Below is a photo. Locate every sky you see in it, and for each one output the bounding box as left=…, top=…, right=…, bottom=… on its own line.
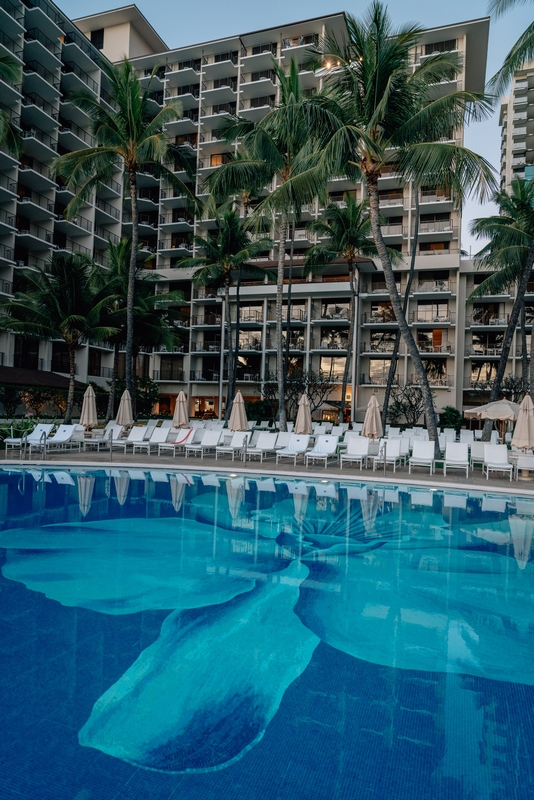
left=57, top=0, right=529, bottom=255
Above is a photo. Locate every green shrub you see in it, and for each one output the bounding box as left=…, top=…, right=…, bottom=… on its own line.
left=439, top=406, right=464, bottom=433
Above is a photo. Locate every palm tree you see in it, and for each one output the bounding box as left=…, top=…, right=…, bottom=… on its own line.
left=0, top=53, right=22, bottom=156
left=469, top=178, right=534, bottom=435
left=310, top=1, right=496, bottom=450
left=207, top=59, right=329, bottom=430
left=96, top=238, right=185, bottom=420
left=175, top=209, right=272, bottom=417
left=0, top=254, right=117, bottom=423
left=487, top=0, right=534, bottom=94
left=51, top=58, right=196, bottom=400
left=305, top=194, right=383, bottom=422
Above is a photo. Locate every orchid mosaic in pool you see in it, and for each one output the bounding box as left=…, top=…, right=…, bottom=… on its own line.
left=0, top=467, right=533, bottom=800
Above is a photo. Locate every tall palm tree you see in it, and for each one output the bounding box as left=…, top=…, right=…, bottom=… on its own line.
left=51, top=58, right=196, bottom=400
left=0, top=53, right=22, bottom=156
left=310, top=1, right=496, bottom=450
left=96, top=238, right=185, bottom=420
left=0, top=254, right=117, bottom=423
left=305, top=194, right=384, bottom=422
left=207, top=59, right=329, bottom=430
left=487, top=0, right=534, bottom=94
left=175, top=209, right=272, bottom=417
left=469, top=178, right=534, bottom=435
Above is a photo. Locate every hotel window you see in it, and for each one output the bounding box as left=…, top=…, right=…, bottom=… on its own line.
left=91, top=29, right=104, bottom=50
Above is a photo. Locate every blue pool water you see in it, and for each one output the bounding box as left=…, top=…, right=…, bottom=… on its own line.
left=1, top=467, right=534, bottom=800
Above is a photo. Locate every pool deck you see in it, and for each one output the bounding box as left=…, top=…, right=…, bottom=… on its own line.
left=3, top=450, right=534, bottom=496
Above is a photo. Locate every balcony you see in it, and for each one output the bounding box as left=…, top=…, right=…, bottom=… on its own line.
left=153, top=368, right=186, bottom=382
left=94, top=224, right=119, bottom=245
left=0, top=277, right=13, bottom=294
left=467, top=314, right=510, bottom=327
left=311, top=339, right=348, bottom=351
left=158, top=238, right=193, bottom=254
left=266, top=337, right=305, bottom=351
left=238, top=339, right=262, bottom=351
left=55, top=211, right=92, bottom=233
left=362, top=312, right=397, bottom=325
left=16, top=219, right=53, bottom=246
left=0, top=207, right=15, bottom=230
left=360, top=373, right=400, bottom=386
left=416, top=220, right=456, bottom=236
left=24, top=28, right=61, bottom=63
left=282, top=33, right=318, bottom=50
left=465, top=347, right=505, bottom=358
left=408, top=374, right=453, bottom=387
left=361, top=341, right=396, bottom=353
left=190, top=369, right=226, bottom=382
left=192, top=313, right=222, bottom=326
left=417, top=343, right=452, bottom=355
left=410, top=311, right=455, bottom=325
left=54, top=238, right=91, bottom=256
left=95, top=197, right=120, bottom=221
left=61, top=61, right=98, bottom=95
left=166, top=84, right=200, bottom=100
left=0, top=242, right=14, bottom=262
left=23, top=60, right=60, bottom=94
left=21, top=125, right=57, bottom=157
left=412, top=279, right=455, bottom=295
left=361, top=281, right=400, bottom=295
left=58, top=121, right=95, bottom=148
left=190, top=340, right=221, bottom=353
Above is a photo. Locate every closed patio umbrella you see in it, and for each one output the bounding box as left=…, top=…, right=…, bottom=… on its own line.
left=509, top=515, right=533, bottom=570
left=116, top=389, right=134, bottom=427
left=511, top=394, right=534, bottom=450
left=362, top=395, right=382, bottom=440
left=226, top=477, right=245, bottom=521
left=79, top=385, right=98, bottom=429
left=294, top=393, right=312, bottom=435
left=169, top=474, right=186, bottom=513
left=228, top=391, right=248, bottom=432
left=77, top=474, right=95, bottom=517
left=172, top=391, right=189, bottom=429
left=113, top=470, right=130, bottom=506
left=465, top=398, right=519, bottom=441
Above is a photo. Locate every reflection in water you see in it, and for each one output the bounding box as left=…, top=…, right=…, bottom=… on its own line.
left=0, top=467, right=533, bottom=793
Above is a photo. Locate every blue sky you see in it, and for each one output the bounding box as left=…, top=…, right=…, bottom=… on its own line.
left=58, top=0, right=529, bottom=254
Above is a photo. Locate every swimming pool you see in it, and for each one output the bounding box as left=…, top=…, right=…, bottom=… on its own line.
left=1, top=466, right=533, bottom=799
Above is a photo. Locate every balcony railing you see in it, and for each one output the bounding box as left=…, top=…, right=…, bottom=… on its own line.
left=234, top=309, right=262, bottom=323
left=58, top=121, right=95, bottom=146
left=361, top=282, right=400, bottom=294
left=0, top=0, right=24, bottom=23
left=413, top=280, right=455, bottom=293
left=360, top=373, right=400, bottom=386
left=56, top=212, right=92, bottom=232
left=95, top=197, right=120, bottom=220
left=266, top=337, right=305, bottom=350
left=153, top=369, right=186, bottom=382
left=362, top=312, right=396, bottom=324
left=192, top=314, right=222, bottom=325
left=62, top=61, right=98, bottom=94
left=467, top=314, right=510, bottom=326
left=361, top=341, right=396, bottom=353
left=408, top=374, right=453, bottom=387
left=88, top=365, right=113, bottom=379
left=22, top=126, right=57, bottom=151
left=0, top=28, right=22, bottom=58
left=417, top=343, right=452, bottom=354
left=55, top=239, right=91, bottom=255
left=16, top=220, right=53, bottom=242
left=0, top=277, right=13, bottom=294
left=410, top=311, right=455, bottom=324
left=22, top=91, right=58, bottom=120
left=158, top=238, right=193, bottom=251
left=417, top=220, right=456, bottom=234
left=0, top=242, right=13, bottom=261
left=95, top=225, right=119, bottom=244
left=190, top=341, right=221, bottom=352
left=24, top=61, right=60, bottom=89
left=312, top=339, right=348, bottom=350
left=465, top=347, right=504, bottom=357
left=190, top=369, right=227, bottom=381
left=25, top=28, right=61, bottom=57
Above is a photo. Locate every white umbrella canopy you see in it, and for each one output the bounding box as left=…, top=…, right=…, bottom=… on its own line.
left=464, top=399, right=520, bottom=422
left=172, top=391, right=189, bottom=429
left=509, top=516, right=533, bottom=570
left=79, top=385, right=98, bottom=429
left=226, top=477, right=245, bottom=521
left=294, top=393, right=312, bottom=435
left=228, top=391, right=248, bottom=432
left=362, top=395, right=383, bottom=440
left=116, top=389, right=134, bottom=427
left=511, top=394, right=534, bottom=450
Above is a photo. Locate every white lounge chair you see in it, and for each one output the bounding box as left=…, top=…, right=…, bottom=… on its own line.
left=158, top=427, right=195, bottom=457
left=482, top=444, right=512, bottom=481
left=443, top=442, right=469, bottom=477
left=246, top=432, right=278, bottom=463
left=388, top=427, right=401, bottom=437
left=185, top=429, right=223, bottom=458
left=29, top=424, right=80, bottom=454
left=132, top=426, right=171, bottom=454
left=86, top=420, right=116, bottom=440
left=276, top=434, right=310, bottom=465
left=215, top=431, right=251, bottom=461
left=112, top=425, right=148, bottom=453
left=408, top=441, right=435, bottom=475
left=274, top=431, right=292, bottom=449
left=470, top=441, right=485, bottom=469
left=305, top=435, right=339, bottom=468
left=84, top=424, right=123, bottom=451
left=4, top=423, right=54, bottom=455
left=459, top=430, right=474, bottom=443
left=514, top=455, right=534, bottom=481
left=340, top=436, right=369, bottom=470
left=371, top=438, right=402, bottom=473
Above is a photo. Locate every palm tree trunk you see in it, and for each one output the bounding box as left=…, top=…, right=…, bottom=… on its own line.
left=276, top=217, right=288, bottom=431
left=340, top=262, right=355, bottom=424
left=521, top=304, right=528, bottom=383
left=367, top=178, right=439, bottom=455
left=224, top=278, right=234, bottom=421
left=482, top=240, right=534, bottom=439
left=530, top=324, right=534, bottom=393
left=105, top=341, right=120, bottom=423
left=285, top=222, right=295, bottom=373
left=125, top=168, right=138, bottom=398
left=382, top=194, right=419, bottom=429
left=131, top=347, right=138, bottom=419
left=228, top=270, right=241, bottom=414
left=64, top=344, right=76, bottom=424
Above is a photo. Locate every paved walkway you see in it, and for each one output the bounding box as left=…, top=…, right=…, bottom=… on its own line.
left=3, top=450, right=533, bottom=496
